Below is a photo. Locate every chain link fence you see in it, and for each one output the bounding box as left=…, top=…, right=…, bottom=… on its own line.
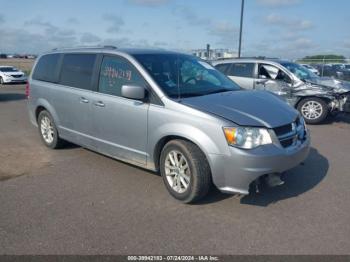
left=294, top=58, right=350, bottom=81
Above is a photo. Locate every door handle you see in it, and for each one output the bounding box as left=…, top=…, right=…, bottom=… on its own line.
left=94, top=101, right=105, bottom=107
left=80, top=97, right=89, bottom=103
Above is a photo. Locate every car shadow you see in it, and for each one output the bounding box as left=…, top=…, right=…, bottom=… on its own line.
left=240, top=147, right=328, bottom=207
left=0, top=93, right=26, bottom=102
left=53, top=142, right=328, bottom=206
left=57, top=142, right=80, bottom=150
left=194, top=187, right=235, bottom=205
left=323, top=113, right=350, bottom=124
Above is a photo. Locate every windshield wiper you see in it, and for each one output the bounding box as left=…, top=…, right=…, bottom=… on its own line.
left=178, top=93, right=203, bottom=98
left=171, top=89, right=233, bottom=99
left=204, top=89, right=232, bottom=95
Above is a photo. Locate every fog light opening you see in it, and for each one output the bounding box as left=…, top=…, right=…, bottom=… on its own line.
left=265, top=173, right=285, bottom=188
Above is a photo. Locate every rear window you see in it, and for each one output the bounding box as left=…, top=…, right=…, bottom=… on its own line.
left=215, top=63, right=231, bottom=74
left=227, top=63, right=255, bottom=78
left=59, top=54, right=96, bottom=90
left=32, top=54, right=61, bottom=82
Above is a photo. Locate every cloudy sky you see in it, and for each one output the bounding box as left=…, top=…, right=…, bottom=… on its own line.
left=0, top=0, right=349, bottom=58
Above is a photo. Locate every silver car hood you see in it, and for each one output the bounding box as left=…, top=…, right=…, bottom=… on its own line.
left=181, top=90, right=298, bottom=128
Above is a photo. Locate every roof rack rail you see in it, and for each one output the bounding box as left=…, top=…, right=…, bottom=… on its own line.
left=51, top=45, right=117, bottom=51
left=237, top=56, right=280, bottom=60
left=213, top=57, right=238, bottom=61
left=103, top=45, right=117, bottom=49
left=214, top=56, right=281, bottom=60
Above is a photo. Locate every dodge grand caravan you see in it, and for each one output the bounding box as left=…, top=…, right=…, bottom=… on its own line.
left=28, top=47, right=310, bottom=203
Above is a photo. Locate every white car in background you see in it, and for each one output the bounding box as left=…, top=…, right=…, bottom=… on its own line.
left=0, top=66, right=28, bottom=85
left=301, top=64, right=320, bottom=75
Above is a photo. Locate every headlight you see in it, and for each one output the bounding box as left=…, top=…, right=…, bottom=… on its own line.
left=223, top=127, right=272, bottom=149
left=298, top=116, right=307, bottom=138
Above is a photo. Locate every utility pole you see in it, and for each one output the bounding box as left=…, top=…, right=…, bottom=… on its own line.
left=238, top=0, right=245, bottom=58
left=206, top=44, right=210, bottom=60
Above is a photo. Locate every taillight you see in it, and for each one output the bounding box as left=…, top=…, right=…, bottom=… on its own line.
left=25, top=82, right=30, bottom=98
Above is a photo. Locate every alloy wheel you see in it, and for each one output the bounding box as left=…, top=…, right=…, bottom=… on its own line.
left=40, top=116, right=54, bottom=144
left=164, top=150, right=191, bottom=194
left=301, top=101, right=323, bottom=120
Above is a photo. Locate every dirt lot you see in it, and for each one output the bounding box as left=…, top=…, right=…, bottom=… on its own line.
left=0, top=84, right=350, bottom=255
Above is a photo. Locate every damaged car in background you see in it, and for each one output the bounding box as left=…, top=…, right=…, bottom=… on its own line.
left=213, top=58, right=350, bottom=124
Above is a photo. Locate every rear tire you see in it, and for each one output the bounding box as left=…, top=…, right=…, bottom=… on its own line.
left=37, top=110, right=65, bottom=149
left=297, top=97, right=329, bottom=124
left=0, top=77, right=4, bottom=85
left=160, top=139, right=211, bottom=204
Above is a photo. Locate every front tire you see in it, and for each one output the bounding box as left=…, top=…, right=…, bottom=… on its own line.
left=37, top=110, right=65, bottom=149
left=0, top=77, right=4, bottom=85
left=160, top=140, right=211, bottom=204
left=297, top=97, right=329, bottom=124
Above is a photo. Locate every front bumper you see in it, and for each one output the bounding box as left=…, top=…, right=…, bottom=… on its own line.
left=2, top=76, right=27, bottom=83
left=209, top=133, right=311, bottom=195
left=343, top=95, right=350, bottom=113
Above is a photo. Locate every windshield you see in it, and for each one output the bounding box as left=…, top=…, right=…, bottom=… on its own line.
left=281, top=62, right=318, bottom=81
left=133, top=53, right=240, bottom=98
left=0, top=67, right=18, bottom=72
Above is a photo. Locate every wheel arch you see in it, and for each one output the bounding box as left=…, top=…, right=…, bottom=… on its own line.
left=34, top=98, right=61, bottom=126
left=35, top=106, right=47, bottom=122
left=153, top=135, right=214, bottom=173
left=295, top=95, right=332, bottom=109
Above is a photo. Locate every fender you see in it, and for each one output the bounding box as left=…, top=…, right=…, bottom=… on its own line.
left=147, top=122, right=229, bottom=171
left=35, top=98, right=61, bottom=128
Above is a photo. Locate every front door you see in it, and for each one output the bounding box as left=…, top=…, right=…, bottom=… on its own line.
left=53, top=53, right=98, bottom=148
left=254, top=63, right=293, bottom=101
left=91, top=55, right=149, bottom=165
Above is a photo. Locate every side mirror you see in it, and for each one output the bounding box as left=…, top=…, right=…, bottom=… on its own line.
left=121, top=85, right=146, bottom=101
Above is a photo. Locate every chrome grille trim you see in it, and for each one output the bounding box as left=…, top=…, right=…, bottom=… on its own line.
left=273, top=117, right=306, bottom=148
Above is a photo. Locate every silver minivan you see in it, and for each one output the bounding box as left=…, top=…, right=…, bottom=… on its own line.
left=27, top=47, right=310, bottom=203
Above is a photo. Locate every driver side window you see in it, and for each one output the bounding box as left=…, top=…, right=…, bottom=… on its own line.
left=258, top=64, right=291, bottom=83
left=181, top=61, right=220, bottom=86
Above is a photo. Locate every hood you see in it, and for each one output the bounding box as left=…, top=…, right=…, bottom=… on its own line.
left=180, top=90, right=298, bottom=128
left=304, top=77, right=350, bottom=94
left=3, top=71, right=23, bottom=76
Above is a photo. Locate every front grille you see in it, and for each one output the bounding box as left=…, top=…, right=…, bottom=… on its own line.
left=280, top=138, right=294, bottom=148
left=273, top=123, right=292, bottom=137
left=273, top=117, right=306, bottom=148
left=11, top=74, right=23, bottom=78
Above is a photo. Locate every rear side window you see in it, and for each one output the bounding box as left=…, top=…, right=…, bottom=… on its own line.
left=32, top=54, right=61, bottom=82
left=228, top=63, right=254, bottom=78
left=215, top=63, right=231, bottom=74
left=59, top=54, right=96, bottom=90
left=98, top=56, right=146, bottom=97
